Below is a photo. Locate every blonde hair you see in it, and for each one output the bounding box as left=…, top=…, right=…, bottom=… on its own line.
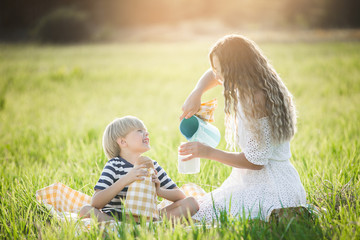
left=102, top=116, right=146, bottom=159
left=209, top=34, right=297, bottom=149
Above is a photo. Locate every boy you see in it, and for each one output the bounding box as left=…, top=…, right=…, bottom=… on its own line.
left=79, top=116, right=199, bottom=221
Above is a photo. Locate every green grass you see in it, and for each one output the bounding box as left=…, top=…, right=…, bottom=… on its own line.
left=0, top=41, right=359, bottom=239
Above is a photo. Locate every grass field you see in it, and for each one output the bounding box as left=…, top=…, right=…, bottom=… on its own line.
left=0, top=40, right=359, bottom=239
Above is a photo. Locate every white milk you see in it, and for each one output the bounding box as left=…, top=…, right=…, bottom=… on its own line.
left=178, top=142, right=200, bottom=174
left=178, top=154, right=200, bottom=174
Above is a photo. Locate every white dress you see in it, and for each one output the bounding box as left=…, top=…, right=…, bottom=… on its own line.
left=192, top=110, right=306, bottom=222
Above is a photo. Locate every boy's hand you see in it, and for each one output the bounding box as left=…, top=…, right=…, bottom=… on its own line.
left=152, top=169, right=161, bottom=192
left=137, top=156, right=154, bottom=169
left=138, top=156, right=152, bottom=162
left=125, top=164, right=148, bottom=185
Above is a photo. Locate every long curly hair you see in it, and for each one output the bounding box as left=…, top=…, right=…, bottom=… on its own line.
left=209, top=35, right=297, bottom=149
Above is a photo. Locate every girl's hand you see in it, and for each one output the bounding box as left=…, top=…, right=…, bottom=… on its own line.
left=178, top=142, right=211, bottom=161
left=125, top=164, right=148, bottom=185
left=180, top=90, right=202, bottom=121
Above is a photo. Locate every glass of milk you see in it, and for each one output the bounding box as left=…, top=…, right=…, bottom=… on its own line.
left=178, top=142, right=200, bottom=174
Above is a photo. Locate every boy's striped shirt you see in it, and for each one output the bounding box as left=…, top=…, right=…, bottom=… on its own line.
left=94, top=157, right=177, bottom=216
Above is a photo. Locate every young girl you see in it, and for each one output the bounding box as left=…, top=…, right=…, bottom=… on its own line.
left=179, top=34, right=306, bottom=222
left=80, top=116, right=199, bottom=222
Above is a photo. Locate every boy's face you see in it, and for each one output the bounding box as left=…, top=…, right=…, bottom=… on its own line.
left=122, top=128, right=151, bottom=153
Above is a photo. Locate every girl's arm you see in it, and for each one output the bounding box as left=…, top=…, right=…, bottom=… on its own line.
left=91, top=165, right=148, bottom=209
left=180, top=69, right=221, bottom=120
left=192, top=68, right=222, bottom=94
left=178, top=142, right=264, bottom=170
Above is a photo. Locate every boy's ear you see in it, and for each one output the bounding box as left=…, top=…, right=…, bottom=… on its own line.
left=116, top=138, right=127, bottom=148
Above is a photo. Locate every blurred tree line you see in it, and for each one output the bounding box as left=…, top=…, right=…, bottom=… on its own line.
left=1, top=0, right=359, bottom=41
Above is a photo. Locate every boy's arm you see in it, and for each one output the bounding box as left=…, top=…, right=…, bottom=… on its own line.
left=91, top=178, right=130, bottom=209
left=152, top=163, right=186, bottom=202
left=92, top=164, right=148, bottom=209
left=152, top=174, right=186, bottom=202
left=157, top=187, right=186, bottom=202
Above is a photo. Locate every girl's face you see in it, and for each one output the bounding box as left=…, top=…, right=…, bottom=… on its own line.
left=212, top=55, right=224, bottom=83
left=123, top=128, right=151, bottom=153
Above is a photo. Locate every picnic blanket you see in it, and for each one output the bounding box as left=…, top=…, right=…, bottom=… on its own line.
left=36, top=182, right=207, bottom=232
left=36, top=182, right=322, bottom=235
left=36, top=182, right=91, bottom=214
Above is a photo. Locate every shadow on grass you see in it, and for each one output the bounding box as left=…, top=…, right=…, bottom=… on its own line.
left=207, top=210, right=323, bottom=239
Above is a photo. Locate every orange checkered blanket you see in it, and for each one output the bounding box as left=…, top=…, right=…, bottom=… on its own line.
left=36, top=182, right=321, bottom=233
left=36, top=182, right=91, bottom=214
left=35, top=182, right=207, bottom=223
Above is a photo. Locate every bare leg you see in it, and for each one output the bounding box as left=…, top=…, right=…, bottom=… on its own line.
left=160, top=197, right=199, bottom=220
left=79, top=204, right=115, bottom=222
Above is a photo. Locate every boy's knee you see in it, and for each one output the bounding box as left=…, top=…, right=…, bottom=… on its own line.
left=186, top=196, right=200, bottom=213
left=79, top=204, right=94, bottom=217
